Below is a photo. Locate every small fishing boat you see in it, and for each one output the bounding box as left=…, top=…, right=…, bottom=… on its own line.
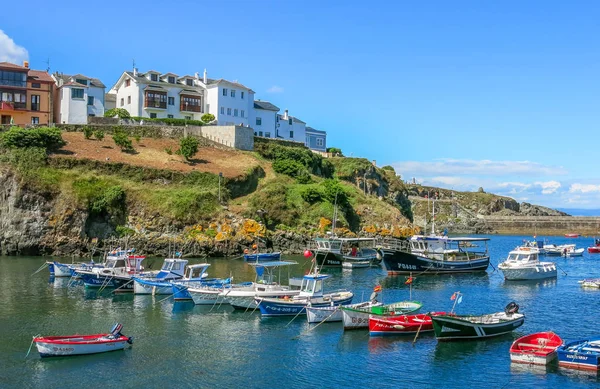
left=132, top=257, right=193, bottom=295
left=431, top=302, right=525, bottom=341
left=47, top=260, right=104, bottom=277
left=588, top=239, right=600, bottom=254
left=565, top=233, right=580, bottom=238
left=256, top=271, right=353, bottom=317
left=557, top=337, right=600, bottom=371
left=76, top=255, right=146, bottom=291
left=188, top=284, right=232, bottom=305
left=509, top=331, right=563, bottom=365
left=340, top=300, right=422, bottom=330
left=498, top=246, right=557, bottom=281
left=33, top=323, right=133, bottom=358
left=243, top=252, right=282, bottom=262
left=171, top=264, right=231, bottom=301
left=579, top=279, right=600, bottom=288
left=563, top=247, right=584, bottom=257
left=312, top=237, right=382, bottom=268
left=306, top=304, right=344, bottom=323
left=369, top=313, right=443, bottom=336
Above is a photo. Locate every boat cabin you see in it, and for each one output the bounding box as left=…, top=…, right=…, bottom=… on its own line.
left=299, top=274, right=330, bottom=297
left=408, top=236, right=490, bottom=262
left=249, top=260, right=297, bottom=285
left=313, top=237, right=376, bottom=255
left=506, top=247, right=540, bottom=263
left=156, top=258, right=189, bottom=280
left=314, top=238, right=343, bottom=253
left=182, top=264, right=210, bottom=281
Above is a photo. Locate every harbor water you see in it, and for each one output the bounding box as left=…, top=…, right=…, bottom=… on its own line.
left=1, top=235, right=600, bottom=388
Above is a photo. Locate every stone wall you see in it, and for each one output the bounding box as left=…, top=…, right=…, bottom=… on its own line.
left=186, top=125, right=254, bottom=151
left=481, top=216, right=600, bottom=235
left=88, top=117, right=118, bottom=125
left=253, top=136, right=307, bottom=149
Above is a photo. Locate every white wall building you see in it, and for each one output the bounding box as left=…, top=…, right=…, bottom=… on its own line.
left=251, top=100, right=279, bottom=138
left=276, top=109, right=306, bottom=143
left=52, top=73, right=106, bottom=124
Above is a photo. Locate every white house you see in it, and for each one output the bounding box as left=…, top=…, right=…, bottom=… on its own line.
left=52, top=73, right=106, bottom=124
left=276, top=109, right=306, bottom=143
left=108, top=68, right=255, bottom=124
left=251, top=100, right=279, bottom=138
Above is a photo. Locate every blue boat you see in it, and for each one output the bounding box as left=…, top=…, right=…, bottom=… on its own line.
left=557, top=337, right=600, bottom=371
left=256, top=272, right=354, bottom=316
left=132, top=257, right=190, bottom=295
left=243, top=252, right=282, bottom=262
left=171, top=264, right=232, bottom=301
left=76, top=255, right=146, bottom=291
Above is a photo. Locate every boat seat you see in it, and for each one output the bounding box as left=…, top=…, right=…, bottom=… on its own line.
left=517, top=343, right=555, bottom=349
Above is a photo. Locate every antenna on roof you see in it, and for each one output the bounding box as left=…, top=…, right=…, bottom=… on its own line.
left=45, top=58, right=50, bottom=72
left=132, top=59, right=136, bottom=70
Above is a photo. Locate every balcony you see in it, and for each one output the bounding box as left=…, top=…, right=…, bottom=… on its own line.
left=144, top=99, right=167, bottom=109
left=0, top=101, right=26, bottom=110
left=180, top=104, right=202, bottom=113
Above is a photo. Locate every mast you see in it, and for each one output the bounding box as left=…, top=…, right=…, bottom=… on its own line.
left=431, top=197, right=436, bottom=236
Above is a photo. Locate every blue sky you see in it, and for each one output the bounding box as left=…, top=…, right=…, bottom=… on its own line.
left=1, top=1, right=599, bottom=210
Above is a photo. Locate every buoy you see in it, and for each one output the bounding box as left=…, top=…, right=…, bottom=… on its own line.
left=303, top=250, right=312, bottom=258
left=252, top=244, right=258, bottom=250
left=244, top=249, right=249, bottom=254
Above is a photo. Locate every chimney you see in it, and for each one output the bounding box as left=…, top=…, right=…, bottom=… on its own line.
left=23, top=60, right=29, bottom=68
left=203, top=69, right=207, bottom=84
left=133, top=68, right=138, bottom=76
left=283, top=109, right=289, bottom=120
left=195, top=72, right=199, bottom=80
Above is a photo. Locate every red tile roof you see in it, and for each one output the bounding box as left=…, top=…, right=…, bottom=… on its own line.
left=0, top=61, right=28, bottom=71
left=28, top=70, right=54, bottom=83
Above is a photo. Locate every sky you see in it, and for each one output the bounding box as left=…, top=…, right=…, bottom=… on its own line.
left=1, top=1, right=599, bottom=210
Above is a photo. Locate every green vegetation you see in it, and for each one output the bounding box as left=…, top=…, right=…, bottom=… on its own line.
left=201, top=113, right=215, bottom=123
left=326, top=147, right=342, bottom=156
left=381, top=165, right=395, bottom=173
left=179, top=136, right=199, bottom=161
left=93, top=130, right=105, bottom=141
left=104, top=108, right=131, bottom=119
left=112, top=128, right=134, bottom=152
left=0, top=126, right=65, bottom=151
left=131, top=116, right=205, bottom=127
left=116, top=225, right=135, bottom=237
left=83, top=126, right=93, bottom=140
left=255, top=142, right=333, bottom=178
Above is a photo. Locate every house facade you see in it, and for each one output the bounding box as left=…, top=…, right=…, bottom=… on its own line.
left=202, top=73, right=255, bottom=126
left=251, top=100, right=279, bottom=137
left=0, top=61, right=54, bottom=125
left=305, top=126, right=327, bottom=152
left=52, top=73, right=106, bottom=124
left=276, top=109, right=306, bottom=143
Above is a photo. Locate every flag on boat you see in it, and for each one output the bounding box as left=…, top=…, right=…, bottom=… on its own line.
left=457, top=295, right=463, bottom=304
left=450, top=292, right=457, bottom=301
left=373, top=285, right=382, bottom=293
left=405, top=277, right=413, bottom=285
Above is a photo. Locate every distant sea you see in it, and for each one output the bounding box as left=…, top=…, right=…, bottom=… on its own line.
left=557, top=208, right=600, bottom=216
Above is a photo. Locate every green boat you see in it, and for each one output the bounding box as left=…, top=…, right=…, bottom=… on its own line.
left=341, top=300, right=422, bottom=330
left=431, top=302, right=525, bottom=341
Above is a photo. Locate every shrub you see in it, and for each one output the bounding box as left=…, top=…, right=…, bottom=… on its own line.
left=112, top=129, right=134, bottom=152
left=165, top=146, right=173, bottom=155
left=296, top=170, right=312, bottom=184
left=0, top=147, right=48, bottom=170
left=322, top=179, right=349, bottom=207
left=94, top=130, right=105, bottom=141
left=272, top=158, right=304, bottom=177
left=131, top=116, right=205, bottom=127
left=300, top=186, right=323, bottom=203
left=201, top=113, right=215, bottom=123
left=0, top=126, right=65, bottom=151
left=104, top=108, right=130, bottom=119
left=90, top=185, right=126, bottom=215
left=115, top=226, right=135, bottom=237
left=134, top=134, right=141, bottom=143
left=381, top=165, right=395, bottom=173
left=82, top=126, right=93, bottom=139
left=327, top=147, right=343, bottom=156
left=179, top=136, right=199, bottom=161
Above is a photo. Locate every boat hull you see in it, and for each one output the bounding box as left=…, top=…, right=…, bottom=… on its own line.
left=315, top=251, right=343, bottom=267
left=509, top=332, right=563, bottom=366
left=381, top=249, right=490, bottom=275
left=133, top=279, right=173, bottom=295
left=500, top=266, right=557, bottom=281
left=243, top=252, right=281, bottom=262
left=48, top=262, right=73, bottom=277
left=431, top=312, right=525, bottom=341
left=306, top=306, right=342, bottom=323
left=189, top=288, right=227, bottom=305
left=258, top=293, right=354, bottom=316
left=369, top=314, right=435, bottom=336
left=557, top=339, right=600, bottom=371
left=34, top=335, right=131, bottom=357
left=226, top=289, right=300, bottom=310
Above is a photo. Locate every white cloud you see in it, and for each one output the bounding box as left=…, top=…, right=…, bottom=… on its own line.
left=0, top=30, right=28, bottom=64
left=392, top=159, right=568, bottom=177
left=535, top=180, right=561, bottom=195
left=266, top=85, right=284, bottom=93
left=569, top=183, right=600, bottom=193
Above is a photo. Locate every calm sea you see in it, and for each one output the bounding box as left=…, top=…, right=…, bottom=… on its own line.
left=1, top=235, right=599, bottom=389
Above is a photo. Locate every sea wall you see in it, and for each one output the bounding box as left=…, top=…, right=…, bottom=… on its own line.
left=480, top=216, right=600, bottom=235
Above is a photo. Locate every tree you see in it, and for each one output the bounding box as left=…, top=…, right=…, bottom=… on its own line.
left=112, top=129, right=134, bottom=152
left=327, top=147, right=343, bottom=156
left=104, top=108, right=130, bottom=119
left=179, top=136, right=199, bottom=161
left=201, top=113, right=215, bottom=123
left=381, top=165, right=396, bottom=173
left=478, top=187, right=485, bottom=193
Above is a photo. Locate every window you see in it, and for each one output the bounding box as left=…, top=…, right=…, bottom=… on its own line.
left=89, top=114, right=95, bottom=117
left=150, top=113, right=157, bottom=119
left=168, top=96, right=175, bottom=105
left=288, top=118, right=292, bottom=125
left=87, top=96, right=94, bottom=106
left=71, top=88, right=84, bottom=99
left=31, top=117, right=39, bottom=124
left=222, top=88, right=227, bottom=96
left=259, top=131, right=263, bottom=136
left=254, top=132, right=257, bottom=136
left=31, top=95, right=40, bottom=111
left=256, top=117, right=262, bottom=126
left=31, top=82, right=41, bottom=88
left=127, top=96, right=131, bottom=104
left=227, top=108, right=231, bottom=115
left=265, top=132, right=270, bottom=138
left=125, top=79, right=131, bottom=87
left=186, top=79, right=193, bottom=86
left=220, top=107, right=225, bottom=114
left=290, top=131, right=294, bottom=138
left=231, top=90, right=235, bottom=97
left=241, top=110, right=244, bottom=118
left=120, top=98, right=124, bottom=106
left=75, top=78, right=88, bottom=86
left=316, top=138, right=324, bottom=147
left=168, top=76, right=175, bottom=84
left=234, top=109, right=238, bottom=117
left=0, top=70, right=27, bottom=87
left=168, top=114, right=174, bottom=118
left=150, top=74, right=158, bottom=81
left=185, top=116, right=191, bottom=120
left=241, top=91, right=244, bottom=99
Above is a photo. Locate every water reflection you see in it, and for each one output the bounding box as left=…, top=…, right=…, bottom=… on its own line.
left=433, top=335, right=512, bottom=363
left=510, top=361, right=555, bottom=376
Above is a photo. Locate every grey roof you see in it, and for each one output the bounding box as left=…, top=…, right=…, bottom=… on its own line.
left=306, top=126, right=327, bottom=135
left=254, top=101, right=280, bottom=111
left=278, top=114, right=306, bottom=124
left=54, top=72, right=106, bottom=88
left=145, top=84, right=167, bottom=92
left=179, top=89, right=203, bottom=96
left=105, top=93, right=116, bottom=102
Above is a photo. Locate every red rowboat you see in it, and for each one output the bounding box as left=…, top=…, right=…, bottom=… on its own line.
left=34, top=323, right=133, bottom=357
left=369, top=312, right=445, bottom=336
left=509, top=331, right=563, bottom=366
left=588, top=239, right=600, bottom=253
left=565, top=234, right=580, bottom=238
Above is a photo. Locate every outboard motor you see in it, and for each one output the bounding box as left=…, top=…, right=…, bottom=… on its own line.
left=505, top=302, right=519, bottom=315
left=108, top=323, right=123, bottom=339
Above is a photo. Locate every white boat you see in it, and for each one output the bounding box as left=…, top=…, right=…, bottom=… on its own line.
left=306, top=304, right=343, bottom=323
left=188, top=285, right=227, bottom=305
left=563, top=247, right=584, bottom=257
left=579, top=279, right=600, bottom=288
left=34, top=323, right=132, bottom=358
left=133, top=257, right=190, bottom=295
left=312, top=237, right=382, bottom=268
left=171, top=264, right=231, bottom=301
left=222, top=261, right=302, bottom=310
left=498, top=246, right=557, bottom=281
